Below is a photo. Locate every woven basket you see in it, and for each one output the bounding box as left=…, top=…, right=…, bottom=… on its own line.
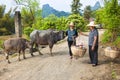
left=104, top=48, right=120, bottom=59
left=71, top=46, right=87, bottom=57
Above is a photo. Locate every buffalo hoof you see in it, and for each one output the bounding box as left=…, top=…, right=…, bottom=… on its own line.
left=31, top=54, right=34, bottom=57
left=70, top=56, right=73, bottom=59
left=8, top=61, right=11, bottom=64
left=23, top=57, right=26, bottom=59
left=39, top=53, right=43, bottom=55
left=51, top=54, right=54, bottom=56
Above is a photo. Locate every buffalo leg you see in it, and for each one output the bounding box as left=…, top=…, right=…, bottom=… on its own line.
left=30, top=42, right=34, bottom=56
left=50, top=48, right=53, bottom=56
left=18, top=50, right=21, bottom=61
left=22, top=50, right=26, bottom=59
left=49, top=44, right=53, bottom=56
left=35, top=43, right=43, bottom=55
left=5, top=52, right=10, bottom=63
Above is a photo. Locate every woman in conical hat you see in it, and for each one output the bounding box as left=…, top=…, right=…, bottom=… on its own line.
left=66, top=22, right=78, bottom=59
left=80, top=21, right=99, bottom=67
left=87, top=21, right=97, bottom=27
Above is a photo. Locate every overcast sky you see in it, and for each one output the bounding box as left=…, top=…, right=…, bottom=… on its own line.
left=0, top=0, right=103, bottom=12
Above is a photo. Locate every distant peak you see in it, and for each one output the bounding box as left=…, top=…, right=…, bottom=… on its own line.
left=42, top=4, right=70, bottom=18
left=42, top=4, right=54, bottom=10
left=43, top=4, right=50, bottom=7
left=91, top=1, right=101, bottom=11
left=95, top=1, right=101, bottom=6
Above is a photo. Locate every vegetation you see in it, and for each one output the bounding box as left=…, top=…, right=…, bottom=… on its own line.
left=66, top=14, right=86, bottom=31
left=96, top=0, right=120, bottom=46
left=83, top=5, right=92, bottom=23
left=15, top=0, right=41, bottom=28
left=71, top=0, right=82, bottom=14
left=0, top=5, right=15, bottom=35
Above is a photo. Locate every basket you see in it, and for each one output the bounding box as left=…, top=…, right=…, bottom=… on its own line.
left=104, top=48, right=120, bottom=59
left=71, top=46, right=87, bottom=57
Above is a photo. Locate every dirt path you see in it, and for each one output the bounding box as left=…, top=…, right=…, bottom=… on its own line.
left=0, top=29, right=119, bottom=80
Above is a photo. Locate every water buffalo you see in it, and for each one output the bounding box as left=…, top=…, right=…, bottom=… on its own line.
left=3, top=38, right=30, bottom=63
left=30, top=29, right=65, bottom=56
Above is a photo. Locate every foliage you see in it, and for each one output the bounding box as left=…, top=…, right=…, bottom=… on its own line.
left=15, top=0, right=42, bottom=27
left=0, top=40, right=4, bottom=49
left=32, top=14, right=57, bottom=30
left=66, top=14, right=86, bottom=31
left=101, top=30, right=112, bottom=43
left=56, top=17, right=68, bottom=30
left=111, top=70, right=117, bottom=79
left=113, top=36, right=120, bottom=47
left=0, top=5, right=5, bottom=18
left=0, top=5, right=14, bottom=35
left=96, top=0, right=120, bottom=43
left=71, top=0, right=82, bottom=14
left=32, top=14, right=68, bottom=30
left=21, top=7, right=34, bottom=27
left=24, top=27, right=34, bottom=37
left=95, top=8, right=104, bottom=24
left=83, top=5, right=92, bottom=23
left=15, top=0, right=42, bottom=37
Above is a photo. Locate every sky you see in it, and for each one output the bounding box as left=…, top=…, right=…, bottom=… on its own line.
left=0, top=0, right=103, bottom=12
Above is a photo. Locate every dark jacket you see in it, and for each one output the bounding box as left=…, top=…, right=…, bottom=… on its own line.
left=66, top=29, right=78, bottom=41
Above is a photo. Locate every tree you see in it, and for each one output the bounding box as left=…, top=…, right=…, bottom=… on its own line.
left=33, top=14, right=67, bottom=30
left=71, top=0, right=82, bottom=14
left=66, top=14, right=86, bottom=31
left=14, top=0, right=41, bottom=27
left=0, top=5, right=5, bottom=18
left=56, top=17, right=67, bottom=30
left=83, top=5, right=92, bottom=22
left=0, top=5, right=14, bottom=35
left=96, top=0, right=120, bottom=43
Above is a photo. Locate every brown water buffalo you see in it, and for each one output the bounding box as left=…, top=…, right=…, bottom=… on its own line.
left=3, top=37, right=30, bottom=63
left=30, top=29, right=65, bottom=56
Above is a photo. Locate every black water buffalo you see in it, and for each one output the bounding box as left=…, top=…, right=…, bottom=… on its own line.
left=30, top=29, right=65, bottom=56
left=3, top=38, right=30, bottom=63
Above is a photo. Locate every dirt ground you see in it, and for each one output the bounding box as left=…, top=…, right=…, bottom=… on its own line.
left=0, top=29, right=120, bottom=80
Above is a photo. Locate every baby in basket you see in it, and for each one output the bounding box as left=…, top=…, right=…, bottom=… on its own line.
left=71, top=41, right=87, bottom=59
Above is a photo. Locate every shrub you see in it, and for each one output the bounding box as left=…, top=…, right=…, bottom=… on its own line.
left=0, top=40, right=4, bottom=49
left=101, top=30, right=112, bottom=43
left=24, top=27, right=34, bottom=37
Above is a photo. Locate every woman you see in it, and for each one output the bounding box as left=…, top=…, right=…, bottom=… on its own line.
left=66, top=22, right=78, bottom=59
left=80, top=21, right=99, bottom=67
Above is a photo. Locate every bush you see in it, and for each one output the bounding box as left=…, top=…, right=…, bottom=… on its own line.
left=102, top=30, right=112, bottom=43
left=24, top=27, right=34, bottom=38
left=113, top=36, right=120, bottom=48
left=0, top=40, right=4, bottom=49
left=66, top=14, right=86, bottom=31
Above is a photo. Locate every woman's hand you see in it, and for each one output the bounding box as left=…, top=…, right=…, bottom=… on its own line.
left=79, top=31, right=88, bottom=36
